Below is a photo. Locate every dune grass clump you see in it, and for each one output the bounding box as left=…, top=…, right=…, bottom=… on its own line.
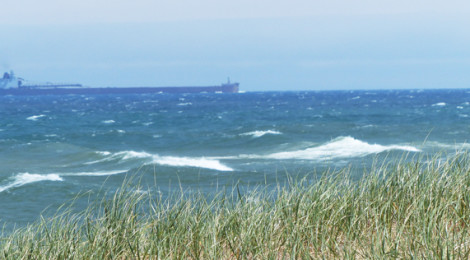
left=2, top=154, right=470, bottom=259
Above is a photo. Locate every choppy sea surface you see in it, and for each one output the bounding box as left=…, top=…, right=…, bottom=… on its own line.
left=1, top=89, right=470, bottom=229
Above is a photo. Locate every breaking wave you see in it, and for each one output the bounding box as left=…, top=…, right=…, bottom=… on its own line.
left=151, top=155, right=233, bottom=171
left=228, top=136, right=420, bottom=161
left=87, top=150, right=233, bottom=171
left=62, top=170, right=128, bottom=177
left=240, top=130, right=282, bottom=138
left=0, top=173, right=63, bottom=193
left=424, top=141, right=470, bottom=150
left=26, top=115, right=46, bottom=121
left=264, top=137, right=420, bottom=160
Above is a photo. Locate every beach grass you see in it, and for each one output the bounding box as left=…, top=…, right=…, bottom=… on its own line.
left=2, top=153, right=470, bottom=259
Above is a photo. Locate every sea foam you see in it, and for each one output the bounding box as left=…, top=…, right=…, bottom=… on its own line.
left=150, top=156, right=233, bottom=171
left=85, top=150, right=152, bottom=165
left=26, top=115, right=46, bottom=121
left=0, top=173, right=63, bottom=193
left=87, top=150, right=233, bottom=171
left=115, top=151, right=153, bottom=160
left=240, top=130, right=282, bottom=138
left=63, top=170, right=128, bottom=177
left=264, top=137, right=420, bottom=160
left=232, top=136, right=420, bottom=161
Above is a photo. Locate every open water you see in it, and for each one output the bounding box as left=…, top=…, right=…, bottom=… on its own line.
left=1, top=89, right=470, bottom=229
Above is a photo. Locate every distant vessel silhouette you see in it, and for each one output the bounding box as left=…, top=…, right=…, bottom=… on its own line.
left=0, top=71, right=239, bottom=95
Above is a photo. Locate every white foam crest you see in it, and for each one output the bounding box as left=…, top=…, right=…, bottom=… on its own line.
left=26, top=114, right=46, bottom=121
left=236, top=137, right=420, bottom=161
left=432, top=102, right=446, bottom=107
left=150, top=155, right=233, bottom=171
left=177, top=102, right=192, bottom=106
left=63, top=170, right=128, bottom=177
left=240, top=130, right=282, bottom=138
left=0, top=173, right=63, bottom=193
left=89, top=150, right=232, bottom=171
left=115, top=151, right=153, bottom=160
left=102, top=120, right=115, bottom=124
left=86, top=150, right=153, bottom=165
left=267, top=137, right=420, bottom=160
left=96, top=151, right=111, bottom=156
left=425, top=141, right=470, bottom=150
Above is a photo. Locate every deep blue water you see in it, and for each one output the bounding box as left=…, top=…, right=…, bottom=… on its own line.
left=1, top=89, right=470, bottom=229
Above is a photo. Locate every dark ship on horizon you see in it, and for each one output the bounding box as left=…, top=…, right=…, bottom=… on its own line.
left=0, top=71, right=239, bottom=95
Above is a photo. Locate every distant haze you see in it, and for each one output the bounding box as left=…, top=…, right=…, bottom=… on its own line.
left=1, top=1, right=469, bottom=91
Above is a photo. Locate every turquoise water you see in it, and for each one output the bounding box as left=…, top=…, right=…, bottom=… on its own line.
left=1, top=90, right=470, bottom=229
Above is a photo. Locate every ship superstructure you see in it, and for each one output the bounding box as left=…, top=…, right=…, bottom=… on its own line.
left=1, top=71, right=21, bottom=89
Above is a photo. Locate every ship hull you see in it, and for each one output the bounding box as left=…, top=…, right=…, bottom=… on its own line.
left=0, top=84, right=239, bottom=95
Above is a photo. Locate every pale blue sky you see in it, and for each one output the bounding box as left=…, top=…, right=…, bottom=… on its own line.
left=1, top=0, right=469, bottom=90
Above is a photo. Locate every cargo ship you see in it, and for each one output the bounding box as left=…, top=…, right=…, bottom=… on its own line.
left=0, top=71, right=239, bottom=95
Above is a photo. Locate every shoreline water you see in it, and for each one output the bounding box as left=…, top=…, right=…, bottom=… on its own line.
left=1, top=154, right=470, bottom=258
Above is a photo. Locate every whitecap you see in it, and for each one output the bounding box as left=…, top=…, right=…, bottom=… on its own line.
left=424, top=141, right=470, bottom=150
left=149, top=155, right=233, bottom=171
left=63, top=170, right=128, bottom=177
left=432, top=102, right=446, bottom=107
left=232, top=137, right=420, bottom=161
left=240, top=130, right=282, bottom=138
left=177, top=102, right=192, bottom=106
left=86, top=150, right=232, bottom=171
left=26, top=115, right=46, bottom=121
left=102, top=120, right=115, bottom=124
left=85, top=150, right=152, bottom=165
left=115, top=151, right=153, bottom=160
left=265, top=137, right=419, bottom=160
left=0, top=173, right=63, bottom=193
left=96, top=151, right=111, bottom=156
